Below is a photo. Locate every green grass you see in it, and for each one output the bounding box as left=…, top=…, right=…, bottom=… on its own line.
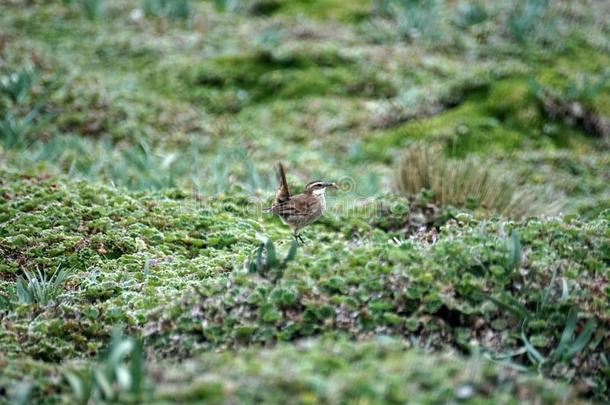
left=213, top=0, right=371, bottom=21
left=363, top=76, right=597, bottom=161
left=1, top=0, right=609, bottom=402
left=16, top=266, right=71, bottom=306
left=151, top=48, right=395, bottom=113
left=396, top=143, right=564, bottom=219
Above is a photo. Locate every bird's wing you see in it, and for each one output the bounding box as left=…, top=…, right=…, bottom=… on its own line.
left=275, top=162, right=291, bottom=203
left=269, top=193, right=315, bottom=217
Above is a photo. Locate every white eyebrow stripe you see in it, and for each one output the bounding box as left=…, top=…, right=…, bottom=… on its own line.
left=306, top=182, right=324, bottom=189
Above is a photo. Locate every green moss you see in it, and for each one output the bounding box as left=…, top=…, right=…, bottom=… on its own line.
left=219, top=0, right=371, bottom=21
left=364, top=99, right=526, bottom=160
left=535, top=44, right=610, bottom=90
left=363, top=76, right=595, bottom=160
left=534, top=44, right=610, bottom=115
left=485, top=78, right=532, bottom=115
left=270, top=0, right=371, bottom=22
left=155, top=49, right=395, bottom=113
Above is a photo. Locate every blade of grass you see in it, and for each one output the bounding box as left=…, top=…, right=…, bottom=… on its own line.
left=551, top=306, right=578, bottom=361
left=565, top=319, right=597, bottom=360
left=521, top=324, right=546, bottom=365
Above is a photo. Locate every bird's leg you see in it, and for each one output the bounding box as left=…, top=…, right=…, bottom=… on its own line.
left=293, top=231, right=306, bottom=244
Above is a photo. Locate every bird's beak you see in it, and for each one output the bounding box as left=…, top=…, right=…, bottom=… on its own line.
left=325, top=182, right=338, bottom=189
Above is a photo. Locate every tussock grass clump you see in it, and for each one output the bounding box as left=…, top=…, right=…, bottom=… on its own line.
left=64, top=330, right=147, bottom=404
left=16, top=266, right=70, bottom=305
left=0, top=110, right=38, bottom=148
left=246, top=238, right=298, bottom=281
left=143, top=0, right=192, bottom=20
left=373, top=0, right=443, bottom=41
left=396, top=143, right=563, bottom=219
left=80, top=0, right=103, bottom=20
left=0, top=65, right=38, bottom=104
left=507, top=0, right=551, bottom=43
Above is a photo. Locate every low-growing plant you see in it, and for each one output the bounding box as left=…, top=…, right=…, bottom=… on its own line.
left=565, top=72, right=610, bottom=104
left=0, top=110, right=38, bottom=148
left=22, top=132, right=271, bottom=192
left=0, top=65, right=38, bottom=104
left=151, top=338, right=576, bottom=403
left=16, top=265, right=70, bottom=305
left=64, top=330, right=147, bottom=404
left=531, top=71, right=610, bottom=106
left=6, top=381, right=34, bottom=405
left=521, top=307, right=597, bottom=368
left=507, top=0, right=551, bottom=43
left=0, top=291, right=16, bottom=311
left=455, top=1, right=488, bottom=28
left=0, top=293, right=12, bottom=311
left=247, top=238, right=298, bottom=280
left=142, top=0, right=192, bottom=20
left=213, top=0, right=261, bottom=14
left=80, top=0, right=103, bottom=20
left=396, top=143, right=563, bottom=219
left=374, top=0, right=443, bottom=40
left=528, top=73, right=610, bottom=138
left=489, top=254, right=598, bottom=373
left=505, top=230, right=521, bottom=271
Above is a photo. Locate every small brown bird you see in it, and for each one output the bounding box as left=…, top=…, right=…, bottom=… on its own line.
left=265, top=162, right=337, bottom=243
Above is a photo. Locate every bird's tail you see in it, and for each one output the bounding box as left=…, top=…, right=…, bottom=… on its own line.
left=275, top=162, right=290, bottom=202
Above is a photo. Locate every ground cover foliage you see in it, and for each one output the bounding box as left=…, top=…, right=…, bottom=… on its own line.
left=1, top=0, right=609, bottom=403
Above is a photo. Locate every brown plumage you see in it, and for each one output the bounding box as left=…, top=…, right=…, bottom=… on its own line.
left=265, top=162, right=337, bottom=243
left=275, top=162, right=290, bottom=203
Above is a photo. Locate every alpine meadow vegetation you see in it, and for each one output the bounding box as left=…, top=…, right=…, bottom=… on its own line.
left=1, top=0, right=609, bottom=403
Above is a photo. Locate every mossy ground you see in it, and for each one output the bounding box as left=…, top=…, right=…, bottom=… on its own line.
left=1, top=0, right=609, bottom=403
